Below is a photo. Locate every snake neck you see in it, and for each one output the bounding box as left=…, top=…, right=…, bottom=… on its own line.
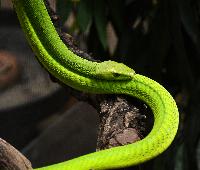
left=13, top=0, right=100, bottom=77
left=14, top=0, right=135, bottom=81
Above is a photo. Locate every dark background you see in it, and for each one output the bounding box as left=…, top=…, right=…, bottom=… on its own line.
left=1, top=0, right=200, bottom=170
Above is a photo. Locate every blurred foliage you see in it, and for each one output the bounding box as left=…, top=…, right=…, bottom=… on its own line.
left=55, top=0, right=200, bottom=170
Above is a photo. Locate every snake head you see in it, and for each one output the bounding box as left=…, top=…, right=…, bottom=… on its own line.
left=95, top=60, right=135, bottom=80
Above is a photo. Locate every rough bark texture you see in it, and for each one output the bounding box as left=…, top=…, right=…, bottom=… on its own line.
left=0, top=138, right=32, bottom=170
left=96, top=95, right=150, bottom=150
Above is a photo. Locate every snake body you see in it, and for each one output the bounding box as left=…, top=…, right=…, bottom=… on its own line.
left=12, top=0, right=179, bottom=169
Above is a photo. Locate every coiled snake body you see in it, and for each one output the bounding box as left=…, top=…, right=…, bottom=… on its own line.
left=12, top=0, right=179, bottom=169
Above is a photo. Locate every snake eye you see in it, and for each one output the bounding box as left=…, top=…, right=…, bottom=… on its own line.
left=113, top=73, right=121, bottom=77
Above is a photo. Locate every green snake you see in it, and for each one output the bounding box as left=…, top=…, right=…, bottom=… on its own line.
left=11, top=0, right=179, bottom=169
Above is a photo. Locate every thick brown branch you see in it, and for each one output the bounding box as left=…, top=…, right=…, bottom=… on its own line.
left=0, top=138, right=32, bottom=170
left=96, top=95, right=152, bottom=151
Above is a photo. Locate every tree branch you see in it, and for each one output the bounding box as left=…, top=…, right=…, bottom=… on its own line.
left=0, top=138, right=32, bottom=170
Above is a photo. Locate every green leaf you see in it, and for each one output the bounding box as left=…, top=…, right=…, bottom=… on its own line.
left=108, top=0, right=124, bottom=32
left=175, top=144, right=184, bottom=170
left=77, top=0, right=93, bottom=32
left=56, top=0, right=73, bottom=25
left=177, top=0, right=200, bottom=54
left=168, top=0, right=194, bottom=89
left=94, top=0, right=108, bottom=49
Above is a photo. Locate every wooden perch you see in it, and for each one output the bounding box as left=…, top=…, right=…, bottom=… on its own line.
left=0, top=138, right=32, bottom=170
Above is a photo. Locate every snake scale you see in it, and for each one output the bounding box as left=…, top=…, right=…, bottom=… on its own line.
left=11, top=0, right=179, bottom=169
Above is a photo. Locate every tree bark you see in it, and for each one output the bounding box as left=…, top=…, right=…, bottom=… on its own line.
left=0, top=138, right=32, bottom=170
